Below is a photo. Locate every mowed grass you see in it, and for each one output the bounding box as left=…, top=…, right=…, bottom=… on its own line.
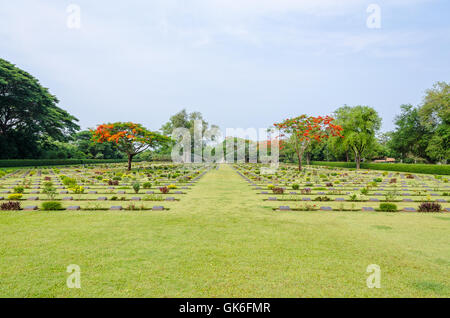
left=0, top=165, right=449, bottom=297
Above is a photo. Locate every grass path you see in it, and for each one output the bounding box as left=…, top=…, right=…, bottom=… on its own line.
left=0, top=165, right=449, bottom=297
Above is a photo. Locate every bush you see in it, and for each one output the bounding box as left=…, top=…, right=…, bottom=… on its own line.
left=69, top=186, right=84, bottom=194
left=8, top=193, right=23, bottom=200
left=272, top=187, right=284, bottom=194
left=292, top=184, right=300, bottom=190
left=310, top=161, right=450, bottom=175
left=143, top=182, right=152, bottom=189
left=159, top=186, right=169, bottom=194
left=373, top=178, right=383, bottom=183
left=168, top=184, right=177, bottom=189
left=314, top=196, right=331, bottom=201
left=132, top=182, right=140, bottom=193
left=13, top=186, right=25, bottom=193
left=418, top=202, right=442, bottom=212
left=41, top=201, right=64, bottom=211
left=1, top=201, right=21, bottom=210
left=62, top=177, right=77, bottom=187
left=379, top=203, right=397, bottom=212
left=0, top=159, right=142, bottom=168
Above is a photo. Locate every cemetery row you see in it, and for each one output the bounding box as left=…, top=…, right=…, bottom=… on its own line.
left=0, top=163, right=215, bottom=211
left=233, top=164, right=450, bottom=213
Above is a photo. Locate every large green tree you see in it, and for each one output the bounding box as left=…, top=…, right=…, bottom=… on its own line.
left=389, top=104, right=431, bottom=162
left=333, top=105, right=381, bottom=169
left=0, top=58, right=79, bottom=158
left=420, top=82, right=449, bottom=163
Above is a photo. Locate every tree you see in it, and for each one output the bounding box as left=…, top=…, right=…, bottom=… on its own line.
left=160, top=109, right=219, bottom=161
left=333, top=106, right=381, bottom=169
left=419, top=82, right=449, bottom=163
left=273, top=115, right=343, bottom=171
left=0, top=58, right=79, bottom=158
left=92, top=122, right=170, bottom=170
left=389, top=104, right=430, bottom=162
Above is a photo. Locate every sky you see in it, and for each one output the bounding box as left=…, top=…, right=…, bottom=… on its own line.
left=1, top=0, right=449, bottom=134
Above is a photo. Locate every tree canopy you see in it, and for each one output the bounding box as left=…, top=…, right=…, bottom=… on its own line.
left=0, top=58, right=79, bottom=158
left=92, top=122, right=170, bottom=170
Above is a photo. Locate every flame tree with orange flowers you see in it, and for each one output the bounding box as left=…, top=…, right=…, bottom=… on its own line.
left=92, top=122, right=170, bottom=170
left=273, top=115, right=343, bottom=171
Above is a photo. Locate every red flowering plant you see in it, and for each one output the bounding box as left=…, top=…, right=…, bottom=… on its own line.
left=273, top=115, right=343, bottom=171
left=92, top=122, right=170, bottom=170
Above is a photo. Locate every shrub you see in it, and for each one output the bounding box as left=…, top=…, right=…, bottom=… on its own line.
left=1, top=201, right=21, bottom=210
left=132, top=182, right=140, bottom=193
left=69, top=186, right=84, bottom=194
left=108, top=180, right=119, bottom=186
left=325, top=182, right=333, bottom=187
left=143, top=182, right=152, bottom=189
left=13, top=186, right=25, bottom=193
left=42, top=181, right=57, bottom=200
left=41, top=201, right=64, bottom=211
left=301, top=188, right=311, bottom=194
left=390, top=178, right=397, bottom=183
left=62, top=177, right=77, bottom=187
left=310, top=161, right=450, bottom=175
left=159, top=186, right=169, bottom=194
left=373, top=178, right=382, bottom=183
left=379, top=203, right=397, bottom=212
left=292, top=184, right=300, bottom=190
left=418, top=202, right=442, bottom=212
left=8, top=193, right=23, bottom=200
left=314, top=196, right=331, bottom=201
left=168, top=184, right=177, bottom=189
left=272, top=187, right=284, bottom=194
left=360, top=188, right=369, bottom=195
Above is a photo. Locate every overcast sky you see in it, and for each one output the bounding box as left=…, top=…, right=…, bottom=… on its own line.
left=1, top=0, right=449, bottom=133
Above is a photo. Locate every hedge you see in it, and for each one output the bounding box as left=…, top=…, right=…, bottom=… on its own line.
left=310, top=161, right=450, bottom=175
left=0, top=159, right=143, bottom=168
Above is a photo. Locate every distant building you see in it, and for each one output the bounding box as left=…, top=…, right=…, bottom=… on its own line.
left=373, top=157, right=396, bottom=163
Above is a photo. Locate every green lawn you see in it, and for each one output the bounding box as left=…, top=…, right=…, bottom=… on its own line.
left=0, top=165, right=449, bottom=297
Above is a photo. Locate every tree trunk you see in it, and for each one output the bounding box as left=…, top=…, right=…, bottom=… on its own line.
left=306, top=153, right=310, bottom=166
left=346, top=151, right=349, bottom=162
left=127, top=154, right=134, bottom=171
left=298, top=153, right=303, bottom=171
left=356, top=153, right=361, bottom=170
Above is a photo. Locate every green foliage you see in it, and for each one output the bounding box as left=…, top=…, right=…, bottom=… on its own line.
left=0, top=159, right=137, bottom=168
left=333, top=105, right=381, bottom=169
left=311, top=161, right=450, bottom=175
left=41, top=201, right=64, bottom=211
left=132, top=182, right=140, bottom=194
left=13, top=186, right=24, bottom=193
left=143, top=182, right=152, bottom=189
left=292, top=184, right=300, bottom=190
left=379, top=203, right=398, bottom=212
left=42, top=182, right=57, bottom=200
left=0, top=58, right=79, bottom=159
